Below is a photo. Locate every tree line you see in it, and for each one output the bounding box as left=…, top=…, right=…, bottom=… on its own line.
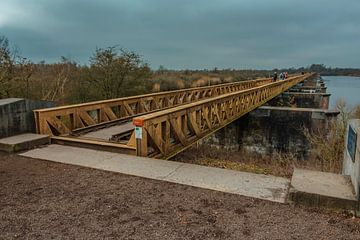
left=1, top=36, right=359, bottom=105
left=0, top=36, right=152, bottom=104
left=283, top=64, right=360, bottom=77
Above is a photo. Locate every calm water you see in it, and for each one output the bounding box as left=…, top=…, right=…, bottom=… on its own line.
left=321, top=75, right=360, bottom=109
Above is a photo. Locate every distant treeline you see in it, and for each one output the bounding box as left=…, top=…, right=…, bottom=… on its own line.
left=287, top=64, right=360, bottom=77
left=1, top=35, right=359, bottom=105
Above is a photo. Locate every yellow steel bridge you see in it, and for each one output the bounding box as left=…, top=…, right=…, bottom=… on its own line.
left=34, top=73, right=313, bottom=159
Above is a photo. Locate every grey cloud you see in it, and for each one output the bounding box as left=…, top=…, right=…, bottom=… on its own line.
left=1, top=0, right=359, bottom=69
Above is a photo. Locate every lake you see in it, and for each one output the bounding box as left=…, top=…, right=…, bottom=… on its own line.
left=321, top=75, right=360, bottom=109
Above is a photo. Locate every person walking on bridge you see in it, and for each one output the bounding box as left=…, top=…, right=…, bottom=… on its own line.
left=279, top=72, right=284, bottom=80
left=273, top=72, right=278, bottom=82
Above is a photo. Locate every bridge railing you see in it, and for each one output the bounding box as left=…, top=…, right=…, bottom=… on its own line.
left=34, top=77, right=272, bottom=136
left=133, top=73, right=313, bottom=159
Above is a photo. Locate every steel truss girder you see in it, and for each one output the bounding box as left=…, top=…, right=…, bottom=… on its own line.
left=134, top=74, right=312, bottom=159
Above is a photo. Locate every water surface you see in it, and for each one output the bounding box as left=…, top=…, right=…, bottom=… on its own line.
left=321, top=75, right=360, bottom=109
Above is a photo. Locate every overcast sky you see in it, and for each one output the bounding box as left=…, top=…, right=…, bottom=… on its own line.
left=1, top=0, right=359, bottom=69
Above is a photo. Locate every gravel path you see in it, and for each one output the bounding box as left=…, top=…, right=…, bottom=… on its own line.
left=1, top=152, right=359, bottom=239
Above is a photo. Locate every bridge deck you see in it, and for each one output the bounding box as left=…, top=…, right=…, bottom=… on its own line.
left=35, top=73, right=314, bottom=158
left=81, top=122, right=134, bottom=141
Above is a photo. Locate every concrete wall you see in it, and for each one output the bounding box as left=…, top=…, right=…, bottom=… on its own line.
left=267, top=92, right=330, bottom=110
left=0, top=98, right=55, bottom=138
left=343, top=119, right=360, bottom=198
left=201, top=121, right=240, bottom=151
left=203, top=106, right=339, bottom=159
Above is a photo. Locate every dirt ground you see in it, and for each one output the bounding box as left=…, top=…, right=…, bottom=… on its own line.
left=1, top=152, right=360, bottom=240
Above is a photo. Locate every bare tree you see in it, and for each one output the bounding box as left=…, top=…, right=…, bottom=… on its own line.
left=88, top=47, right=152, bottom=99
left=41, top=57, right=76, bottom=102
left=0, top=36, right=14, bottom=98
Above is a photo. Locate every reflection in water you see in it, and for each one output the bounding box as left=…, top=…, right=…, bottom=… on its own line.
left=321, top=76, right=360, bottom=109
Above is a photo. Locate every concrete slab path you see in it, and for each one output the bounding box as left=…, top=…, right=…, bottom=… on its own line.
left=20, top=144, right=290, bottom=203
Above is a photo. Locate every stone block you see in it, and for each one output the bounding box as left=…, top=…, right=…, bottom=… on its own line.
left=289, top=168, right=358, bottom=211
left=0, top=133, right=50, bottom=153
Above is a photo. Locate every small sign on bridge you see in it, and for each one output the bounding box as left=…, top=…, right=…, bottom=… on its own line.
left=347, top=125, right=357, bottom=162
left=135, top=127, right=142, bottom=139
